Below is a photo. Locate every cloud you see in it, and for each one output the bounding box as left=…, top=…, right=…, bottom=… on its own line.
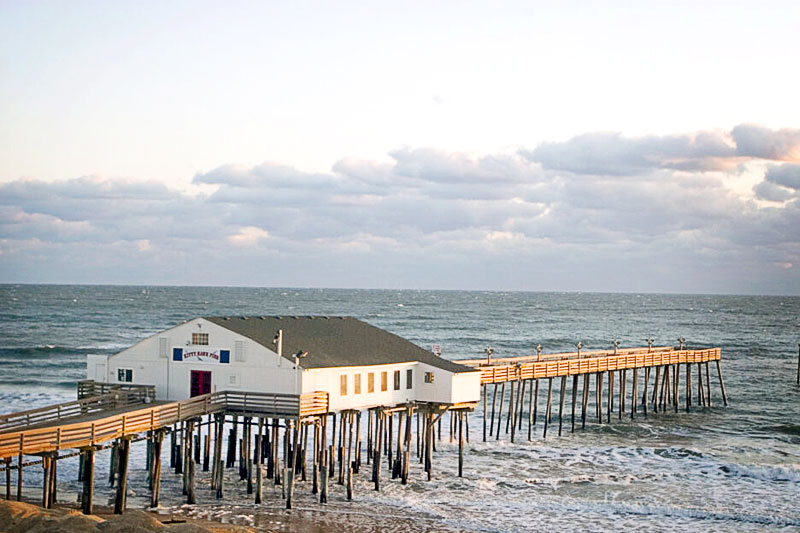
left=523, top=124, right=800, bottom=177
left=227, top=226, right=269, bottom=246
left=2, top=128, right=799, bottom=294
left=732, top=124, right=800, bottom=161
left=522, top=130, right=737, bottom=176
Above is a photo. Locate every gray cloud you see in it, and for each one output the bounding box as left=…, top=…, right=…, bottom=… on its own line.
left=2, top=133, right=799, bottom=294
left=732, top=124, right=800, bottom=160
left=524, top=124, right=800, bottom=177
left=764, top=163, right=800, bottom=190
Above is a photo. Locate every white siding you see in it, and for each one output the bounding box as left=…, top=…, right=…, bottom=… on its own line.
left=102, top=318, right=298, bottom=401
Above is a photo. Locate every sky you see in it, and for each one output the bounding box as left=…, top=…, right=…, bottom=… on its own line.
left=1, top=1, right=799, bottom=294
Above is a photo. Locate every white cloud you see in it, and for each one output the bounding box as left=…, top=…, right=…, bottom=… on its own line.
left=1, top=126, right=799, bottom=294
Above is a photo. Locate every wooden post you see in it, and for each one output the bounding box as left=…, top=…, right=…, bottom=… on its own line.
left=458, top=411, right=464, bottom=477
left=41, top=456, right=51, bottom=509
left=393, top=411, right=402, bottom=478
left=355, top=411, right=362, bottom=473
left=48, top=453, right=57, bottom=508
left=705, top=362, right=712, bottom=407
left=385, top=412, right=392, bottom=475
left=697, top=363, right=706, bottom=406
left=506, top=380, right=515, bottom=435
left=113, top=438, right=130, bottom=514
left=374, top=411, right=383, bottom=491
left=109, top=441, right=117, bottom=486
left=596, top=372, right=603, bottom=424
left=581, top=373, right=589, bottom=429
left=367, top=410, right=373, bottom=465
left=558, top=375, right=567, bottom=437
left=673, top=364, right=680, bottom=413
left=518, top=379, right=526, bottom=431
left=187, top=457, right=196, bottom=505
left=620, top=369, right=627, bottom=416
left=543, top=377, right=553, bottom=439
left=402, top=406, right=412, bottom=485
left=346, top=412, right=354, bottom=500
left=652, top=366, right=660, bottom=408
left=216, top=459, right=224, bottom=499
left=571, top=375, right=578, bottom=433
left=16, top=447, right=22, bottom=502
left=607, top=370, right=614, bottom=423
left=495, top=383, right=505, bottom=440
left=482, top=384, right=487, bottom=442
left=715, top=359, right=729, bottom=406
left=490, top=383, right=498, bottom=437
left=287, top=420, right=300, bottom=509
left=81, top=448, right=95, bottom=514
left=631, top=367, right=638, bottom=418
left=151, top=432, right=163, bottom=508
left=320, top=415, right=329, bottom=503
left=255, top=418, right=263, bottom=504
left=5, top=457, right=11, bottom=501
left=426, top=410, right=434, bottom=481
left=312, top=420, right=319, bottom=495
left=686, top=363, right=692, bottom=412
left=642, top=367, right=649, bottom=417
left=203, top=418, right=211, bottom=472
left=532, top=379, right=540, bottom=435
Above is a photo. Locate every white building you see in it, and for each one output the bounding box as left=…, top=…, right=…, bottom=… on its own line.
left=87, top=316, right=481, bottom=411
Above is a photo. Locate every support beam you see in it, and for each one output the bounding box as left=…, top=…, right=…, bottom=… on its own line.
left=113, top=438, right=130, bottom=514
left=151, top=432, right=163, bottom=508
left=81, top=448, right=95, bottom=514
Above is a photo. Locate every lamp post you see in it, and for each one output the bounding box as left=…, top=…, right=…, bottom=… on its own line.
left=486, top=346, right=493, bottom=365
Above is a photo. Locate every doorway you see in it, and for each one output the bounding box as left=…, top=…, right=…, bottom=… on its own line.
left=190, top=370, right=212, bottom=397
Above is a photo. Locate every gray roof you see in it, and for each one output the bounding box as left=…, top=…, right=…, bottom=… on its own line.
left=204, top=316, right=476, bottom=373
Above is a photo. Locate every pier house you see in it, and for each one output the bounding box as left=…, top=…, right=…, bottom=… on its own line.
left=87, top=315, right=481, bottom=407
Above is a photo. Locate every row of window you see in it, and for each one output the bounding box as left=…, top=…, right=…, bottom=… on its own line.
left=340, top=369, right=414, bottom=396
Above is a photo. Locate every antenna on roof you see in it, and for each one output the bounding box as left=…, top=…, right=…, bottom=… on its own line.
left=294, top=350, right=308, bottom=369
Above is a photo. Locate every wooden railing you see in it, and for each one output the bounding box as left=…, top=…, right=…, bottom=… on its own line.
left=0, top=392, right=152, bottom=434
left=0, top=390, right=329, bottom=459
left=299, top=391, right=330, bottom=417
left=77, top=380, right=156, bottom=401
left=455, top=346, right=677, bottom=366
left=473, top=348, right=722, bottom=385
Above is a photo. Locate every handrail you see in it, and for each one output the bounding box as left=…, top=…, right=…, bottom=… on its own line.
left=0, top=392, right=151, bottom=434
left=454, top=345, right=677, bottom=366
left=475, top=348, right=722, bottom=384
left=77, top=380, right=156, bottom=401
left=0, top=389, right=330, bottom=459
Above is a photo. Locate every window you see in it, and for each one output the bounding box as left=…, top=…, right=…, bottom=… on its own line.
left=381, top=371, right=388, bottom=392
left=406, top=369, right=413, bottom=389
left=368, top=372, right=375, bottom=393
left=117, top=368, right=133, bottom=382
left=424, top=372, right=435, bottom=384
left=393, top=370, right=401, bottom=390
left=234, top=340, right=245, bottom=362
left=354, top=374, right=361, bottom=394
left=340, top=374, right=347, bottom=396
left=192, top=332, right=208, bottom=345
left=158, top=337, right=168, bottom=358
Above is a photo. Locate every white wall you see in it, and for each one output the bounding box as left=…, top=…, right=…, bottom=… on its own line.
left=303, top=361, right=481, bottom=411
left=303, top=362, right=419, bottom=412
left=102, top=318, right=298, bottom=401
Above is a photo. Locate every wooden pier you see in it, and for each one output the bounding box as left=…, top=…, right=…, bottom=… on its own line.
left=453, top=345, right=728, bottom=443
left=0, top=382, right=472, bottom=514
left=1, top=344, right=728, bottom=516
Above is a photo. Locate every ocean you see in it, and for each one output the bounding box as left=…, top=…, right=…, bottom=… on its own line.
left=1, top=285, right=799, bottom=532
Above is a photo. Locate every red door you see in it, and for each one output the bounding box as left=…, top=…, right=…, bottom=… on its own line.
left=190, top=370, right=212, bottom=397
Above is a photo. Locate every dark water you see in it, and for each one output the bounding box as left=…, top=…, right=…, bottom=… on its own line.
left=1, top=285, right=799, bottom=531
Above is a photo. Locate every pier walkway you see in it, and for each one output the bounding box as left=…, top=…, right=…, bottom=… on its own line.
left=454, top=346, right=728, bottom=443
